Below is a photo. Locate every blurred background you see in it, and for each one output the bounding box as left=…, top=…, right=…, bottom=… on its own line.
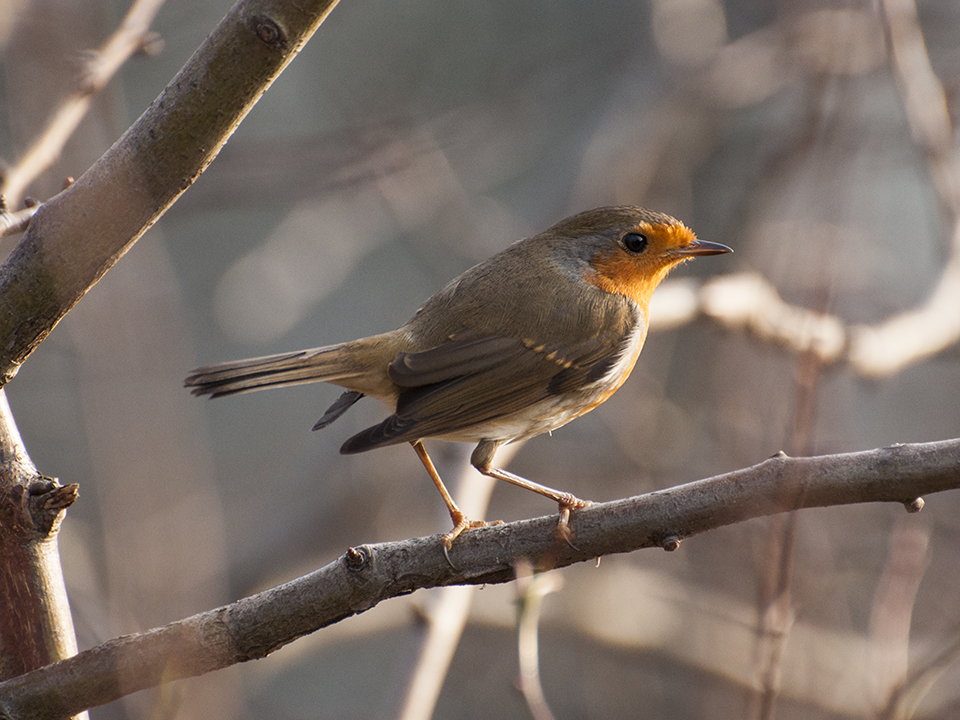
left=2, top=0, right=960, bottom=717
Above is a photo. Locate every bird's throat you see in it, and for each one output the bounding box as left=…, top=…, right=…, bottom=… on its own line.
left=581, top=255, right=680, bottom=309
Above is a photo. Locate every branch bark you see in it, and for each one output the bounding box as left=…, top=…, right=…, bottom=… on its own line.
left=0, top=390, right=80, bottom=720
left=0, top=439, right=956, bottom=719
left=0, top=0, right=341, bottom=387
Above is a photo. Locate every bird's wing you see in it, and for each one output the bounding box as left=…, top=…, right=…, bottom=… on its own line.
left=339, top=330, right=628, bottom=453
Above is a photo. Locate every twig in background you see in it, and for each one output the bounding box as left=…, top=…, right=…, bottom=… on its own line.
left=650, top=268, right=960, bottom=379
left=0, top=0, right=167, bottom=207
left=515, top=561, right=561, bottom=720
left=870, top=518, right=932, bottom=719
left=880, top=623, right=960, bottom=720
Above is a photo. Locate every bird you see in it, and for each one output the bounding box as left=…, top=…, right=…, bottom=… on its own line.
left=185, top=206, right=731, bottom=548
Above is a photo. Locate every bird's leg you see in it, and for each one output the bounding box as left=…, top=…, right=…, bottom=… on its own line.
left=411, top=440, right=491, bottom=549
left=470, top=441, right=592, bottom=542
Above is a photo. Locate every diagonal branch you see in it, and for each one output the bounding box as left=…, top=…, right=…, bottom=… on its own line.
left=0, top=438, right=957, bottom=719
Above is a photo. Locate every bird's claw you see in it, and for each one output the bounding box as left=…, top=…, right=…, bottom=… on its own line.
left=556, top=496, right=592, bottom=549
left=442, top=517, right=499, bottom=548
left=441, top=516, right=504, bottom=567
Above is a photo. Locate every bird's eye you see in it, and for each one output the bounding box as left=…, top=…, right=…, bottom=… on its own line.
left=622, top=232, right=648, bottom=254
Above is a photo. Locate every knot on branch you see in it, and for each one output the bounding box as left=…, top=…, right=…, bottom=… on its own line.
left=27, top=478, right=78, bottom=536
left=661, top=534, right=682, bottom=552
left=248, top=15, right=287, bottom=50
left=344, top=546, right=371, bottom=573
left=903, top=497, right=924, bottom=513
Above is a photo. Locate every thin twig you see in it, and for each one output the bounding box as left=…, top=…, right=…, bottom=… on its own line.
left=870, top=518, right=932, bottom=719
left=0, top=204, right=40, bottom=239
left=652, top=270, right=960, bottom=379
left=0, top=438, right=957, bottom=719
left=750, top=328, right=828, bottom=719
left=0, top=0, right=168, bottom=207
left=515, top=562, right=561, bottom=720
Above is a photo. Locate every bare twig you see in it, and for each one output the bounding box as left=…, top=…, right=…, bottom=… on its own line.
left=0, top=0, right=343, bottom=387
left=515, top=562, right=561, bottom=720
left=0, top=0, right=168, bottom=207
left=0, top=439, right=957, bottom=719
left=0, top=204, right=40, bottom=239
left=651, top=271, right=960, bottom=379
left=870, top=518, right=932, bottom=719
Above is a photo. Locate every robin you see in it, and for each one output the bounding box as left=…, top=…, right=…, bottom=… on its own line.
left=186, top=206, right=731, bottom=547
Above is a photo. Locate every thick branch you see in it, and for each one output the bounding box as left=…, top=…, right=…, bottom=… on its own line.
left=0, top=439, right=957, bottom=718
left=0, top=390, right=80, bottom=720
left=0, top=0, right=341, bottom=387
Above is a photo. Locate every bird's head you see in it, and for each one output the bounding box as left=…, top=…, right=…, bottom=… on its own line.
left=551, top=206, right=731, bottom=308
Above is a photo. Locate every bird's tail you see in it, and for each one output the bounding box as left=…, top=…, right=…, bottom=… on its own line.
left=184, top=333, right=399, bottom=399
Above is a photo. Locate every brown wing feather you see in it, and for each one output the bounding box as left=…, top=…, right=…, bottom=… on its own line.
left=388, top=335, right=520, bottom=386
left=340, top=330, right=631, bottom=453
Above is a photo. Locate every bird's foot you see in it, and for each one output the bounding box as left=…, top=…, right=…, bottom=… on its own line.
left=441, top=515, right=504, bottom=569
left=555, top=494, right=593, bottom=548
left=441, top=515, right=504, bottom=550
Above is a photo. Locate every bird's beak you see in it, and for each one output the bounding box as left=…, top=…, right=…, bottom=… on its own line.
left=669, top=240, right=733, bottom=257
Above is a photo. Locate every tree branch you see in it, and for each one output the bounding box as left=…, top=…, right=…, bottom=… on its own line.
left=0, top=0, right=341, bottom=387
left=0, top=389, right=80, bottom=719
left=650, top=271, right=960, bottom=379
left=0, top=439, right=956, bottom=718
